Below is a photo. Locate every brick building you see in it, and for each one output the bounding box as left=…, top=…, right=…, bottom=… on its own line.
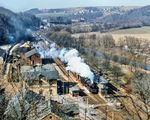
left=24, top=49, right=41, bottom=66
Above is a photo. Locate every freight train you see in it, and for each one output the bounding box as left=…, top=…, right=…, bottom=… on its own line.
left=59, top=59, right=100, bottom=94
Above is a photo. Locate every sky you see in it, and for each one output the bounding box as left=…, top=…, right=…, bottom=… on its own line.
left=0, top=0, right=150, bottom=12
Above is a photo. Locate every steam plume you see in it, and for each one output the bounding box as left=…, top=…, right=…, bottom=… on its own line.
left=35, top=41, right=94, bottom=83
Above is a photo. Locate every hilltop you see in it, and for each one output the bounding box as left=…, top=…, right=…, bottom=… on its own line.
left=25, top=6, right=150, bottom=32
left=26, top=6, right=137, bottom=22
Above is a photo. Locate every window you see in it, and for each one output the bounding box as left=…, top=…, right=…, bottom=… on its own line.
left=49, top=115, right=52, bottom=119
left=49, top=89, right=53, bottom=95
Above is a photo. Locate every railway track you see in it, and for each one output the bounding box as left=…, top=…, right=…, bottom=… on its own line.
left=87, top=62, right=148, bottom=120
left=54, top=59, right=76, bottom=82
left=54, top=58, right=124, bottom=120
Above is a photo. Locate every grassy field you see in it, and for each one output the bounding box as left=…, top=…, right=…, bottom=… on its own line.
left=111, top=27, right=150, bottom=42
left=73, top=26, right=150, bottom=43
left=111, top=26, right=150, bottom=34
left=111, top=34, right=150, bottom=43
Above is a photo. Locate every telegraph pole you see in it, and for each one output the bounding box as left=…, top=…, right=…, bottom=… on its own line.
left=112, top=112, right=114, bottom=120
left=85, top=98, right=88, bottom=120
left=106, top=105, right=108, bottom=120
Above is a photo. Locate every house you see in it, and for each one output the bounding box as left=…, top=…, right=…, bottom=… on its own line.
left=56, top=103, right=79, bottom=119
left=24, top=49, right=41, bottom=66
left=50, top=101, right=79, bottom=120
left=21, top=64, right=59, bottom=99
left=41, top=113, right=61, bottom=120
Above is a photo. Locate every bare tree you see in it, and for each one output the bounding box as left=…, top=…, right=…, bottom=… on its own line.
left=122, top=36, right=150, bottom=120
left=96, top=34, right=115, bottom=49
left=5, top=86, right=30, bottom=120
left=132, top=71, right=150, bottom=120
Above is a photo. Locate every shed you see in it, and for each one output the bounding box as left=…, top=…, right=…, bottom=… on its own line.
left=69, top=85, right=80, bottom=97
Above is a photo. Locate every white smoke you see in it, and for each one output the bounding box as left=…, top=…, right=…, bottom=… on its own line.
left=35, top=41, right=94, bottom=83
left=60, top=49, right=94, bottom=83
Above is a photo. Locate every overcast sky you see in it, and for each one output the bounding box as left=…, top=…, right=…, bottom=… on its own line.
left=0, top=0, right=149, bottom=12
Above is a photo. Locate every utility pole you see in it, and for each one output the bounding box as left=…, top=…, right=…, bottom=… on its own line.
left=85, top=108, right=87, bottom=120
left=63, top=81, right=64, bottom=95
left=106, top=105, right=108, bottom=120
left=49, top=81, right=51, bottom=112
left=62, top=81, right=65, bottom=103
left=112, top=111, right=114, bottom=120
left=85, top=98, right=88, bottom=120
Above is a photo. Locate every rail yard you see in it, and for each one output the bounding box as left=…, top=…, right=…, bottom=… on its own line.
left=0, top=30, right=148, bottom=120
left=0, top=31, right=149, bottom=120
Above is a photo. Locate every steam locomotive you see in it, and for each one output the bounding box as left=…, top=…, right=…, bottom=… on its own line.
left=80, top=77, right=99, bottom=94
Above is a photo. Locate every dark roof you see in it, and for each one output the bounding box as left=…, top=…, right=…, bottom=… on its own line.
left=70, top=85, right=80, bottom=92
left=59, top=104, right=79, bottom=114
left=21, top=64, right=59, bottom=81
left=25, top=90, right=45, bottom=104
left=25, top=49, right=38, bottom=58
left=17, top=47, right=31, bottom=54
left=42, top=58, right=54, bottom=64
